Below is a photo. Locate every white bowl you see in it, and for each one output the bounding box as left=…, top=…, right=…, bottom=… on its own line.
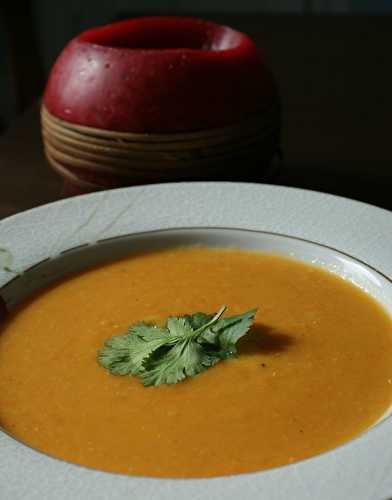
left=1, top=182, right=392, bottom=500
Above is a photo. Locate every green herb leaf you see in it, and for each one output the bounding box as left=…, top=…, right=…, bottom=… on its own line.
left=141, top=340, right=212, bottom=386
left=167, top=317, right=194, bottom=338
left=214, top=309, right=257, bottom=357
left=98, top=322, right=171, bottom=375
left=183, top=312, right=214, bottom=330
left=97, top=306, right=257, bottom=387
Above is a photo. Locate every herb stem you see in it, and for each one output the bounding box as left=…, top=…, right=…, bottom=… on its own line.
left=192, top=305, right=227, bottom=338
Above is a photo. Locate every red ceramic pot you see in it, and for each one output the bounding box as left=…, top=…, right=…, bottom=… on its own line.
left=42, top=17, right=281, bottom=194
left=43, top=17, right=278, bottom=134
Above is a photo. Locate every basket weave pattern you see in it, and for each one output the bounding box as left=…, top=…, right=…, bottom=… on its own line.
left=41, top=104, right=281, bottom=190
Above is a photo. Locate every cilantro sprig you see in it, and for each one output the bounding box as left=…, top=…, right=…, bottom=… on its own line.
left=97, top=306, right=257, bottom=387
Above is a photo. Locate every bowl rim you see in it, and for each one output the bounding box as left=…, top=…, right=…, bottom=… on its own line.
left=2, top=225, right=392, bottom=298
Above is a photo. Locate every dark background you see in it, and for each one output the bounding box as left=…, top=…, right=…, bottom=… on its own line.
left=0, top=1, right=391, bottom=214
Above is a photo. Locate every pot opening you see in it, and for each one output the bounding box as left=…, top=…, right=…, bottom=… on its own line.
left=80, top=18, right=242, bottom=52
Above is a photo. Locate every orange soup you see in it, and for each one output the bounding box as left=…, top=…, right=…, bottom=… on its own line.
left=0, top=247, right=392, bottom=478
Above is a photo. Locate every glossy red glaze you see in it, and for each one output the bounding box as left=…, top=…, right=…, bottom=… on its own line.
left=43, top=17, right=277, bottom=133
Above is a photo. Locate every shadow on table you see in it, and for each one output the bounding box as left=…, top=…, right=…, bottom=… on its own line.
left=275, top=161, right=392, bottom=212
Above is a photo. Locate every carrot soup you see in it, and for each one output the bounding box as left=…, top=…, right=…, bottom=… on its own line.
left=0, top=247, right=391, bottom=477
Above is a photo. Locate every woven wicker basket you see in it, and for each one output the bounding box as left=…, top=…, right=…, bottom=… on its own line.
left=41, top=104, right=281, bottom=192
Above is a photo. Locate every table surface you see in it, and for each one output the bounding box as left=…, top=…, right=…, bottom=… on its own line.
left=1, top=15, right=391, bottom=220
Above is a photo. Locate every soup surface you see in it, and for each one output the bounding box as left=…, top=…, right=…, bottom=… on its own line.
left=0, top=247, right=392, bottom=478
